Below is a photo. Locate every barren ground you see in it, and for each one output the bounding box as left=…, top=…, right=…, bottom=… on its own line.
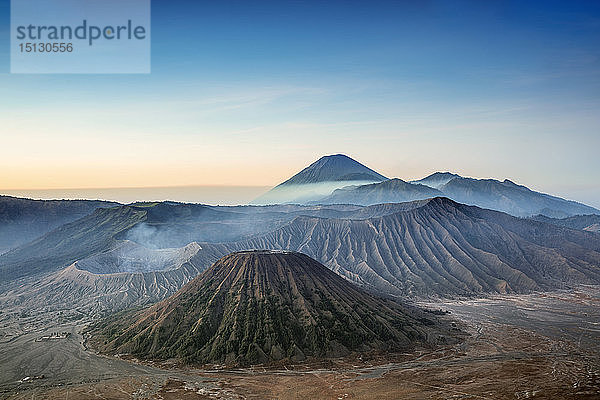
left=1, top=286, right=599, bottom=399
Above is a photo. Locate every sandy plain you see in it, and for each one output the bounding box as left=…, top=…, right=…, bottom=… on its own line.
left=0, top=286, right=598, bottom=399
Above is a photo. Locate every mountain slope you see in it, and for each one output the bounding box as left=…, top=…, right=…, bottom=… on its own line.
left=0, top=200, right=294, bottom=282
left=586, top=224, right=600, bottom=233
left=0, top=201, right=430, bottom=283
left=530, top=214, right=600, bottom=233
left=76, top=241, right=204, bottom=274
left=230, top=198, right=600, bottom=296
left=439, top=177, right=599, bottom=217
left=0, top=242, right=226, bottom=318
left=318, top=178, right=443, bottom=205
left=90, top=251, right=448, bottom=366
left=0, top=206, right=146, bottom=281
left=5, top=197, right=599, bottom=298
left=410, top=172, right=461, bottom=189
left=0, top=196, right=118, bottom=255
left=253, top=154, right=388, bottom=204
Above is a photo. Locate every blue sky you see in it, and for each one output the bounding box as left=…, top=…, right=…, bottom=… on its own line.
left=0, top=0, right=599, bottom=207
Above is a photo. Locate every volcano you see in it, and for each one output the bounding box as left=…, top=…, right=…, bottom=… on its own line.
left=253, top=154, right=388, bottom=204
left=91, top=250, right=446, bottom=365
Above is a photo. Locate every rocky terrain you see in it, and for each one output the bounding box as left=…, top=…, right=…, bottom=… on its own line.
left=77, top=241, right=203, bottom=274
left=3, top=197, right=600, bottom=300
left=0, top=200, right=437, bottom=284
left=89, top=251, right=449, bottom=366
left=232, top=197, right=600, bottom=296
left=0, top=242, right=226, bottom=320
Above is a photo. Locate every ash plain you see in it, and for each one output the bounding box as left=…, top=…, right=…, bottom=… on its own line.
left=0, top=282, right=598, bottom=400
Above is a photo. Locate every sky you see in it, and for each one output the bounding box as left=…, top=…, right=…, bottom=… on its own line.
left=0, top=0, right=599, bottom=207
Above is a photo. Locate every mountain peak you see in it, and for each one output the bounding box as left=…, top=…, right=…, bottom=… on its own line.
left=278, top=154, right=388, bottom=186
left=91, top=250, right=444, bottom=366
left=253, top=154, right=388, bottom=204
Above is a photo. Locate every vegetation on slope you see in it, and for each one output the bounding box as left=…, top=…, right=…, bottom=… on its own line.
left=90, top=251, right=447, bottom=366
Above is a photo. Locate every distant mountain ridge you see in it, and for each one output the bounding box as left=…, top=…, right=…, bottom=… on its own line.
left=318, top=178, right=443, bottom=205
left=252, top=155, right=598, bottom=217
left=438, top=176, right=599, bottom=217
left=410, top=172, right=461, bottom=189
left=318, top=172, right=599, bottom=217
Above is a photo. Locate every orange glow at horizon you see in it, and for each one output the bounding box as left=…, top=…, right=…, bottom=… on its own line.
left=0, top=162, right=295, bottom=190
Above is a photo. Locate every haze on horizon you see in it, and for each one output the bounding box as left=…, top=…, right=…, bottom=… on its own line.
left=0, top=1, right=598, bottom=207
